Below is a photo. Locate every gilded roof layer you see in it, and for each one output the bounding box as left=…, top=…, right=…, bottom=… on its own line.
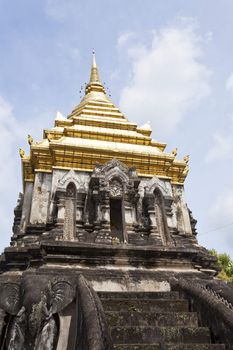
left=21, top=52, right=189, bottom=185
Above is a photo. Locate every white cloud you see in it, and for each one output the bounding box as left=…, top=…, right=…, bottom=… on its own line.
left=226, top=72, right=233, bottom=94
left=117, top=32, right=135, bottom=49
left=205, top=116, right=233, bottom=162
left=0, top=95, right=54, bottom=252
left=205, top=31, right=213, bottom=42
left=205, top=118, right=233, bottom=253
left=202, top=74, right=233, bottom=256
left=205, top=132, right=233, bottom=162
left=119, top=21, right=211, bottom=137
left=209, top=191, right=233, bottom=225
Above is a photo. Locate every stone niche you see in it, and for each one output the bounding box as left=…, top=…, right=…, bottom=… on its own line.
left=86, top=159, right=140, bottom=244
left=48, top=169, right=88, bottom=241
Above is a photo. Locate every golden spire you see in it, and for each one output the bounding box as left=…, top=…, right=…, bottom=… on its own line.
left=89, top=50, right=101, bottom=84
left=85, top=50, right=106, bottom=95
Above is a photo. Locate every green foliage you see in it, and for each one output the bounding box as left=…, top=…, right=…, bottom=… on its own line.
left=209, top=249, right=233, bottom=282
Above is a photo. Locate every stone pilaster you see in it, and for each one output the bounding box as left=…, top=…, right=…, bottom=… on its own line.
left=124, top=185, right=138, bottom=242
left=76, top=191, right=86, bottom=240
left=143, top=192, right=163, bottom=245
left=56, top=190, right=66, bottom=230
left=95, top=189, right=111, bottom=244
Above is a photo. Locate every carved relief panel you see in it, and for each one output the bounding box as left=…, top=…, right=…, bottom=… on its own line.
left=109, top=179, right=123, bottom=198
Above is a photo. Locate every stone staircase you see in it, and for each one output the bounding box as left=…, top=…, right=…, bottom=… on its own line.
left=98, top=291, right=226, bottom=349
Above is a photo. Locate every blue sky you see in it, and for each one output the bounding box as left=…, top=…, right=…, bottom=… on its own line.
left=0, top=0, right=233, bottom=256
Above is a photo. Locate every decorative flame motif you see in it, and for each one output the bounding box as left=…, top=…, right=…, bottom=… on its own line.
left=109, top=179, right=123, bottom=198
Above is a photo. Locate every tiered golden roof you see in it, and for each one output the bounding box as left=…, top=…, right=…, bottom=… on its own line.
left=21, top=52, right=189, bottom=185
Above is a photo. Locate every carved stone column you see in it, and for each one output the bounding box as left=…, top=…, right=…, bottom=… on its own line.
left=164, top=195, right=175, bottom=234
left=95, top=188, right=111, bottom=244
left=92, top=191, right=101, bottom=233
left=47, top=198, right=56, bottom=225
left=63, top=184, right=76, bottom=241
left=123, top=194, right=132, bottom=242
left=76, top=190, right=86, bottom=240
left=56, top=190, right=66, bottom=230
left=124, top=184, right=138, bottom=239
left=143, top=192, right=163, bottom=245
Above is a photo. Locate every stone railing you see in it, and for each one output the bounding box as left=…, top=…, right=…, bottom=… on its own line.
left=170, top=277, right=233, bottom=349
left=76, top=275, right=113, bottom=350
left=202, top=284, right=233, bottom=310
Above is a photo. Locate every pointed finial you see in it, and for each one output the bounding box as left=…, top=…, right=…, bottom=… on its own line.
left=56, top=111, right=65, bottom=120
left=183, top=155, right=190, bottom=164
left=92, top=49, right=97, bottom=68
left=89, top=50, right=101, bottom=84
left=19, top=148, right=25, bottom=158
left=171, top=148, right=178, bottom=157
left=83, top=50, right=107, bottom=97
left=28, top=134, right=33, bottom=145
left=140, top=121, right=151, bottom=131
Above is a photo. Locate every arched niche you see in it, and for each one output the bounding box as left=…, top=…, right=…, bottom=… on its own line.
left=89, top=159, right=139, bottom=243
left=63, top=182, right=76, bottom=240
left=49, top=170, right=88, bottom=232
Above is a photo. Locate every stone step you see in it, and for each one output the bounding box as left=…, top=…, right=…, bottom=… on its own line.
left=98, top=291, right=181, bottom=300
left=111, top=326, right=211, bottom=344
left=113, top=345, right=226, bottom=350
left=102, top=299, right=189, bottom=313
left=166, top=345, right=226, bottom=350
left=106, top=311, right=198, bottom=327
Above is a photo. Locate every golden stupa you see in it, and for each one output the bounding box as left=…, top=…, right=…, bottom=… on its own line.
left=21, top=52, right=188, bottom=185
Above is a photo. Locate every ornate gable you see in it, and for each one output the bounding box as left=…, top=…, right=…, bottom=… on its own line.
left=57, top=169, right=87, bottom=192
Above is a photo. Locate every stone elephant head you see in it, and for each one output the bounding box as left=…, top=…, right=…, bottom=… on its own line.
left=0, top=275, right=75, bottom=350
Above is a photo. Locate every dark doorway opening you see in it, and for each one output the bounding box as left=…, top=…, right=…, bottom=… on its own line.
left=110, top=198, right=124, bottom=242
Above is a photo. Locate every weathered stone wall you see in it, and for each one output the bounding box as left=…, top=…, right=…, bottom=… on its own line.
left=20, top=182, right=33, bottom=233
left=29, top=173, right=52, bottom=224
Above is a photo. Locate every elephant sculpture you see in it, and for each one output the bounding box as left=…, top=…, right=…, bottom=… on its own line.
left=0, top=275, right=75, bottom=350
